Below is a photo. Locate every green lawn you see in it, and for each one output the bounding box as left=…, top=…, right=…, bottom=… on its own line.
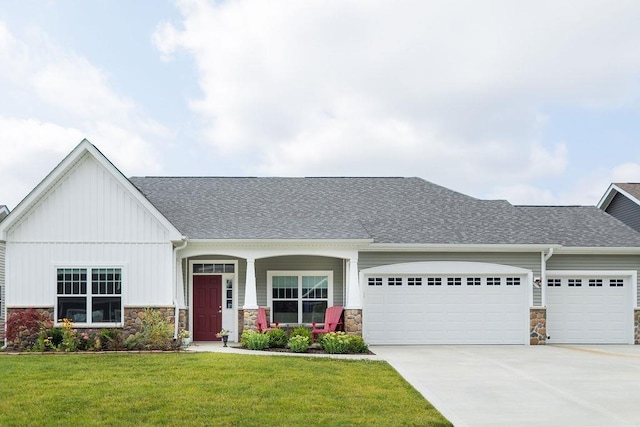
left=0, top=353, right=451, bottom=426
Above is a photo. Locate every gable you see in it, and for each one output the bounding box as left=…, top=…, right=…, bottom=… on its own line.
left=1, top=140, right=181, bottom=243
left=605, top=192, right=640, bottom=233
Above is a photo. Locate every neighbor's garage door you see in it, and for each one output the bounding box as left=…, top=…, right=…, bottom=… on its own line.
left=546, top=274, right=633, bottom=344
left=364, top=274, right=529, bottom=345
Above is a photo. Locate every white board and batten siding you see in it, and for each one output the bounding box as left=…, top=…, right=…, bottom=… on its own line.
left=4, top=154, right=175, bottom=307
left=362, top=261, right=532, bottom=345
left=1, top=241, right=5, bottom=336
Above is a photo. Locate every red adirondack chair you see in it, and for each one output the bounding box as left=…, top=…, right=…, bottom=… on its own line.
left=312, top=306, right=344, bottom=341
left=257, top=307, right=278, bottom=333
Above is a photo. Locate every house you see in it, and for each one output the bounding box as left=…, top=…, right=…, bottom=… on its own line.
left=598, top=183, right=640, bottom=233
left=2, top=139, right=640, bottom=347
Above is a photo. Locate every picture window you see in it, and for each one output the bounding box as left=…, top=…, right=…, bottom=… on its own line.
left=56, top=267, right=122, bottom=324
left=270, top=272, right=331, bottom=324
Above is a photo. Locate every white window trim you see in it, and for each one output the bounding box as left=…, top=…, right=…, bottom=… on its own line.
left=267, top=270, right=333, bottom=325
left=53, top=265, right=124, bottom=327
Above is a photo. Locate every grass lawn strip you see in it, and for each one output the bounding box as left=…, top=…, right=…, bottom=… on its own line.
left=0, top=353, right=451, bottom=426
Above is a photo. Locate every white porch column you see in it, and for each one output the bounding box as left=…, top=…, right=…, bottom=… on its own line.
left=345, top=258, right=362, bottom=309
left=243, top=258, right=258, bottom=309
left=175, top=257, right=185, bottom=307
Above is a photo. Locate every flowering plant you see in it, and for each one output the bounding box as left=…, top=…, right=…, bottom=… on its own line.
left=178, top=328, right=190, bottom=340
left=216, top=329, right=230, bottom=337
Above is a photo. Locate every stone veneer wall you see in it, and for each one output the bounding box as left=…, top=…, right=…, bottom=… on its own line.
left=344, top=309, right=362, bottom=336
left=530, top=307, right=546, bottom=345
left=238, top=307, right=270, bottom=337
left=635, top=309, right=640, bottom=345
left=6, top=306, right=187, bottom=350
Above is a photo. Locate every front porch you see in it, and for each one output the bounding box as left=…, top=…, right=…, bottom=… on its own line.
left=176, top=243, right=365, bottom=343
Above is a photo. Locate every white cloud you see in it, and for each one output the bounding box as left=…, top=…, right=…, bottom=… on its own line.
left=0, top=117, right=82, bottom=209
left=611, top=163, right=640, bottom=183
left=154, top=0, right=640, bottom=200
left=0, top=21, right=168, bottom=209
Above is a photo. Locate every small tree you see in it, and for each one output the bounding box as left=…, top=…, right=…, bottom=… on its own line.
left=6, top=309, right=53, bottom=351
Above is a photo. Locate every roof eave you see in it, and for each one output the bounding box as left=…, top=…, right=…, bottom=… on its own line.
left=186, top=238, right=374, bottom=247
left=365, top=243, right=562, bottom=252
left=553, top=246, right=640, bottom=255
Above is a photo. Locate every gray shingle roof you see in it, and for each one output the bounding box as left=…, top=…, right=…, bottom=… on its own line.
left=615, top=183, right=640, bottom=201
left=129, top=177, right=640, bottom=247
left=515, top=206, right=640, bottom=247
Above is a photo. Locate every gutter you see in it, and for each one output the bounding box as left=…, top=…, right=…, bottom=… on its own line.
left=172, top=237, right=188, bottom=339
left=540, top=248, right=554, bottom=307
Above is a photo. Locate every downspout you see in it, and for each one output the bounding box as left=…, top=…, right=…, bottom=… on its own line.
left=173, top=237, right=188, bottom=339
left=541, top=247, right=554, bottom=307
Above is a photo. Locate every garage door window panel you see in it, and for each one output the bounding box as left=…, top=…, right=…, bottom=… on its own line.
left=548, top=279, right=561, bottom=287
left=447, top=277, right=462, bottom=286
left=610, top=279, right=624, bottom=287
left=467, top=277, right=481, bottom=286
left=408, top=277, right=422, bottom=286
left=368, top=277, right=382, bottom=286
left=427, top=277, right=442, bottom=286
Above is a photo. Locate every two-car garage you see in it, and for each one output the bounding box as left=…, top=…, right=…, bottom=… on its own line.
left=362, top=262, right=636, bottom=345
left=363, top=262, right=531, bottom=345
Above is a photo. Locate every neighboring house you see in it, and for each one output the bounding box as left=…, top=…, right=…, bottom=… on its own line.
left=598, top=183, right=640, bottom=233
left=2, top=139, right=640, bottom=347
left=0, top=205, right=8, bottom=340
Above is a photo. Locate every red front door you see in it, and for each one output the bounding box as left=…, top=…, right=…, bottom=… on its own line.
left=193, top=275, right=223, bottom=341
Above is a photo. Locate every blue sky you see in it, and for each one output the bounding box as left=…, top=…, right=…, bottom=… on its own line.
left=1, top=0, right=640, bottom=210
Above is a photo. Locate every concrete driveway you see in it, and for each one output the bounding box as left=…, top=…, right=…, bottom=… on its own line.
left=371, top=345, right=640, bottom=427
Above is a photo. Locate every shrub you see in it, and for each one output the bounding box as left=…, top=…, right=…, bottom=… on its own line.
left=320, top=332, right=350, bottom=354
left=124, top=308, right=175, bottom=350
left=76, top=329, right=100, bottom=351
left=267, top=328, right=288, bottom=348
left=6, top=309, right=53, bottom=350
left=35, top=327, right=64, bottom=352
left=290, top=326, right=312, bottom=342
left=346, top=335, right=369, bottom=354
left=288, top=335, right=310, bottom=353
left=242, top=330, right=270, bottom=350
left=124, top=332, right=143, bottom=350
left=99, top=328, right=124, bottom=351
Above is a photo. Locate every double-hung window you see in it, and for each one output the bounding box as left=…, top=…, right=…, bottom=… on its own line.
left=56, top=267, right=122, bottom=324
left=268, top=271, right=332, bottom=324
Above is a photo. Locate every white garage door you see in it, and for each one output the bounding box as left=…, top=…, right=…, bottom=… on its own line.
left=363, top=262, right=530, bottom=345
left=546, top=273, right=633, bottom=344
